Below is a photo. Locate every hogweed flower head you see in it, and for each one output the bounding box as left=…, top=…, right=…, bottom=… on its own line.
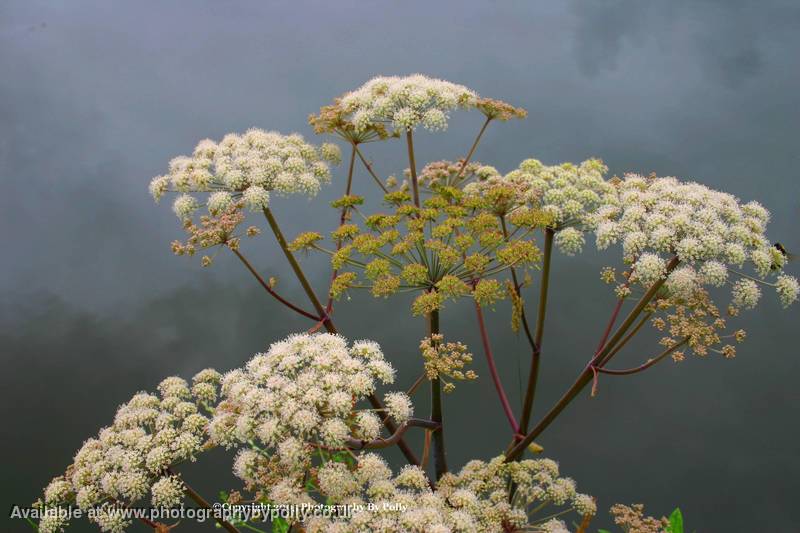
left=310, top=75, right=525, bottom=144
left=590, top=173, right=797, bottom=362
left=292, top=182, right=543, bottom=315
left=150, top=128, right=339, bottom=263
left=209, top=333, right=411, bottom=488
left=592, top=173, right=797, bottom=310
left=335, top=74, right=478, bottom=134
left=36, top=371, right=218, bottom=531
left=301, top=453, right=593, bottom=533
left=464, top=157, right=614, bottom=256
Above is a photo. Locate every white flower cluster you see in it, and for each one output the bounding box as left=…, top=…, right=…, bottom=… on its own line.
left=208, top=333, right=408, bottom=480
left=149, top=128, right=341, bottom=220
left=303, top=454, right=594, bottom=533
left=463, top=158, right=615, bottom=256
left=590, top=174, right=798, bottom=308
left=339, top=75, right=478, bottom=133
left=37, top=371, right=221, bottom=532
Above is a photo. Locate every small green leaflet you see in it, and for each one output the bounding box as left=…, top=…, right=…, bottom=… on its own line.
left=666, top=507, right=684, bottom=533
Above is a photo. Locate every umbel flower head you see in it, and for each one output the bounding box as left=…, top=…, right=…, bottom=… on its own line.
left=290, top=179, right=544, bottom=315
left=149, top=128, right=340, bottom=263
left=150, top=128, right=340, bottom=217
left=309, top=74, right=526, bottom=142
left=420, top=334, right=477, bottom=393
left=591, top=173, right=798, bottom=309
left=592, top=173, right=798, bottom=360
left=464, top=157, right=616, bottom=256
left=301, top=453, right=594, bottom=533
left=208, top=333, right=411, bottom=489
left=35, top=371, right=221, bottom=532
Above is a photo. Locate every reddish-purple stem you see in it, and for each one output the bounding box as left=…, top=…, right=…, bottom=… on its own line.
left=232, top=249, right=320, bottom=321
left=474, top=301, right=520, bottom=433
left=597, top=337, right=689, bottom=376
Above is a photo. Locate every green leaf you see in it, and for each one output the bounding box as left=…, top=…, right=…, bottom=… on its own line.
left=667, top=507, right=684, bottom=533
left=24, top=517, right=39, bottom=531
left=598, top=530, right=613, bottom=533
left=272, top=517, right=290, bottom=533
left=332, top=450, right=356, bottom=466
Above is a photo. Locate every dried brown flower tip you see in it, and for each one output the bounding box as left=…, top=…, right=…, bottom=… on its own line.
left=609, top=503, right=668, bottom=533
left=309, top=101, right=394, bottom=143
left=476, top=97, right=527, bottom=121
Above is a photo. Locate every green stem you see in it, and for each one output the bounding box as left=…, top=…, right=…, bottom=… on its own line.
left=262, top=205, right=421, bottom=467
left=231, top=249, right=319, bottom=321
left=406, top=130, right=420, bottom=208
left=518, top=227, right=554, bottom=435
left=325, top=145, right=358, bottom=310
left=455, top=116, right=491, bottom=178
left=499, top=217, right=536, bottom=351
left=263, top=206, right=333, bottom=332
left=354, top=144, right=389, bottom=193
left=171, top=471, right=238, bottom=533
left=428, top=307, right=447, bottom=481
left=506, top=256, right=680, bottom=461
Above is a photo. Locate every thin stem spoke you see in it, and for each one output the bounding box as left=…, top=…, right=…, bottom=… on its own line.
left=231, top=249, right=320, bottom=321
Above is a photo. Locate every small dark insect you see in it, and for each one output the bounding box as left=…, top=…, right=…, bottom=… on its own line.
left=772, top=242, right=796, bottom=270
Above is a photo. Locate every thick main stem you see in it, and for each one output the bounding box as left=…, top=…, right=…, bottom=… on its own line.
left=518, top=227, right=554, bottom=435
left=428, top=308, right=447, bottom=480
left=261, top=206, right=420, bottom=466
left=506, top=256, right=679, bottom=461
left=406, top=130, right=420, bottom=208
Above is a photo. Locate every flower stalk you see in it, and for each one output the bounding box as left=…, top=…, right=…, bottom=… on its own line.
left=518, top=227, right=554, bottom=435
left=506, top=256, right=679, bottom=461
left=428, top=307, right=448, bottom=481
left=406, top=130, right=420, bottom=208
left=262, top=206, right=421, bottom=467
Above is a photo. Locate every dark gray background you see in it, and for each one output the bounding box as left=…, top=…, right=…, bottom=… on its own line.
left=2, top=1, right=798, bottom=531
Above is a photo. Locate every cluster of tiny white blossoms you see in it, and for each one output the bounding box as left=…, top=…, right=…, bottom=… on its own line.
left=301, top=453, right=594, bottom=533
left=36, top=370, right=221, bottom=532
left=338, top=75, right=478, bottom=133
left=208, top=333, right=412, bottom=486
left=590, top=174, right=799, bottom=309
left=464, top=158, right=616, bottom=256
left=149, top=128, right=341, bottom=221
